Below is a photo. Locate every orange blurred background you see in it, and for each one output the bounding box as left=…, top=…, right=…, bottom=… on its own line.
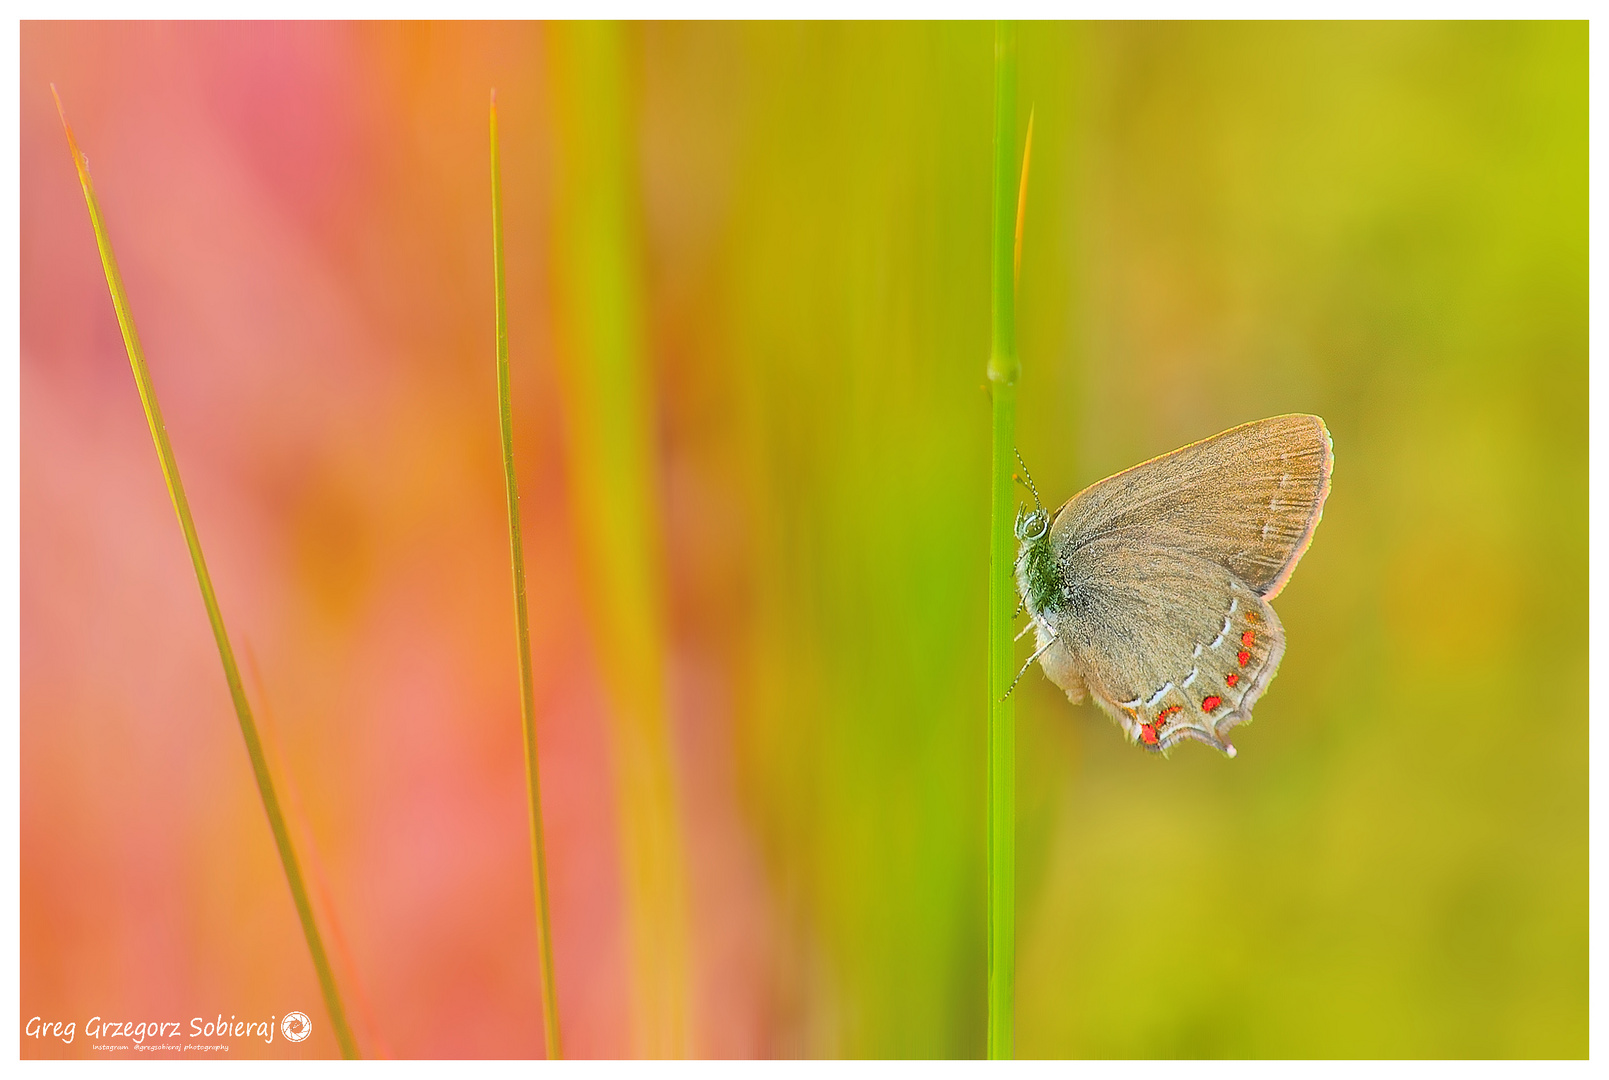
left=21, top=21, right=778, bottom=1058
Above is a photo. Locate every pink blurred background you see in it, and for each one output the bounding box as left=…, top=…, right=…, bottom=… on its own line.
left=22, top=22, right=774, bottom=1058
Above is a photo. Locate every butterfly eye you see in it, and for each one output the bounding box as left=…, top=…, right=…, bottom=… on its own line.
left=1015, top=508, right=1049, bottom=542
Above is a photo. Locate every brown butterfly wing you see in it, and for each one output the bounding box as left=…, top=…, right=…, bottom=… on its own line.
left=1035, top=539, right=1284, bottom=755
left=1049, top=413, right=1333, bottom=600
left=1035, top=414, right=1330, bottom=754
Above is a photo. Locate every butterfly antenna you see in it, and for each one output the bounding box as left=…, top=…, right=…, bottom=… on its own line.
left=1013, top=448, right=1043, bottom=513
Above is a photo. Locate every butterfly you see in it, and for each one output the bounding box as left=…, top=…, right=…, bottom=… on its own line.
left=1013, top=414, right=1333, bottom=757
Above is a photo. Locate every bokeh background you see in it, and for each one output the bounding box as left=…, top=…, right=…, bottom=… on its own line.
left=20, top=21, right=1586, bottom=1058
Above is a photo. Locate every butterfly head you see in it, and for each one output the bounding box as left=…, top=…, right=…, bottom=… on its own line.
left=1012, top=449, right=1050, bottom=544
left=1014, top=505, right=1050, bottom=544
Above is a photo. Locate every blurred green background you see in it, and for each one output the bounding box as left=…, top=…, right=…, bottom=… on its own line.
left=23, top=21, right=1584, bottom=1058
left=702, top=21, right=1585, bottom=1056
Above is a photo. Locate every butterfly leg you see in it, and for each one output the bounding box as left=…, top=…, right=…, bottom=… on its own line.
left=1000, top=632, right=1058, bottom=702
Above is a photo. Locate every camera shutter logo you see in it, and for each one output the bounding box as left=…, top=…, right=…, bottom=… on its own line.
left=281, top=1012, right=312, bottom=1043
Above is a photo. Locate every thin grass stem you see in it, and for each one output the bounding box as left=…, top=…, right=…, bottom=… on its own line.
left=490, top=90, right=563, bottom=1060
left=244, top=644, right=392, bottom=1058
left=50, top=85, right=359, bottom=1060
left=986, top=22, right=1020, bottom=1060
left=1014, top=110, right=1035, bottom=290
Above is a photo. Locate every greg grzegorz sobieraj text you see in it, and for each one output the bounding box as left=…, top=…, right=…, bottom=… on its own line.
left=26, top=1013, right=293, bottom=1046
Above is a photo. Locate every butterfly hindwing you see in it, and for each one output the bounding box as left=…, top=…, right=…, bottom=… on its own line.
left=1035, top=537, right=1285, bottom=755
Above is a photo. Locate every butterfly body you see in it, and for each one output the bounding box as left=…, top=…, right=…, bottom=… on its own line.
left=1015, top=414, right=1333, bottom=757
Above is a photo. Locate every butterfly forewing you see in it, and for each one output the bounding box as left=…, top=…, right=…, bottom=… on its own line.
left=1050, top=414, right=1332, bottom=600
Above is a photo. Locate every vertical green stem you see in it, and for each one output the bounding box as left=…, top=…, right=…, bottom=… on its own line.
left=491, top=92, right=563, bottom=1060
left=51, top=86, right=359, bottom=1060
left=986, top=23, right=1019, bottom=1060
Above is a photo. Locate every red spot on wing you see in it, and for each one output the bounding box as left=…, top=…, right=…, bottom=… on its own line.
left=1225, top=673, right=1239, bottom=687
left=1242, top=630, right=1256, bottom=647
left=1156, top=704, right=1182, bottom=724
left=1202, top=695, right=1222, bottom=711
left=1140, top=724, right=1159, bottom=746
left=1237, top=650, right=1251, bottom=666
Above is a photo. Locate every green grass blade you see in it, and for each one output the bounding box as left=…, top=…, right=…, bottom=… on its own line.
left=51, top=85, right=360, bottom=1061
left=490, top=90, right=563, bottom=1060
left=986, top=23, right=1019, bottom=1060
left=546, top=21, right=691, bottom=1057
